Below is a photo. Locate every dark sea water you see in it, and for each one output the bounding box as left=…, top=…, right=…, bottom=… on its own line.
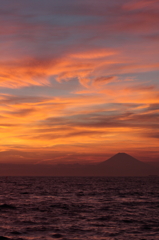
left=0, top=177, right=159, bottom=240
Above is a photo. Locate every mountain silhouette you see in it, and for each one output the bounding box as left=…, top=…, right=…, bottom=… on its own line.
left=94, top=152, right=159, bottom=176
left=0, top=153, right=158, bottom=176
left=100, top=152, right=143, bottom=165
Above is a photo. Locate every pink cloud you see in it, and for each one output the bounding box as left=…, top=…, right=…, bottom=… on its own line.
left=123, top=0, right=159, bottom=11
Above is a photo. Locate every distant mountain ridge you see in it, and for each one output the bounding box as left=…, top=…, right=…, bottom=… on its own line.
left=95, top=152, right=159, bottom=176
left=0, top=152, right=158, bottom=176
left=99, top=152, right=142, bottom=165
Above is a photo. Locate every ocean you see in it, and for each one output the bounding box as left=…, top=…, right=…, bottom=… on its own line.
left=0, top=177, right=159, bottom=240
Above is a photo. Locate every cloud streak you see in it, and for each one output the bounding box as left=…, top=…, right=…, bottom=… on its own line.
left=0, top=0, right=159, bottom=163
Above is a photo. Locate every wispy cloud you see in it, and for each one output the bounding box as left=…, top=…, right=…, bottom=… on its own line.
left=0, top=0, right=159, bottom=162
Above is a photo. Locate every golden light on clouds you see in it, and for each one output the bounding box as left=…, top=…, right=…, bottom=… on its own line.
left=0, top=0, right=159, bottom=163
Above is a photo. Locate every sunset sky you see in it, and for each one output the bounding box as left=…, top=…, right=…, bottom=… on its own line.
left=0, top=0, right=159, bottom=164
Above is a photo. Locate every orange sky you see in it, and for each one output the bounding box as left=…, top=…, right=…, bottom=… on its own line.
left=0, top=0, right=159, bottom=164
